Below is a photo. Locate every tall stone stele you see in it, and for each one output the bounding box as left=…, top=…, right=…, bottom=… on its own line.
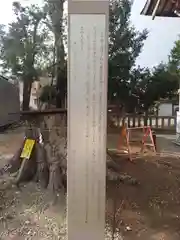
left=67, top=0, right=109, bottom=239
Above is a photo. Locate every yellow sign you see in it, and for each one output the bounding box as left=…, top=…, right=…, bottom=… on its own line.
left=20, top=139, right=35, bottom=159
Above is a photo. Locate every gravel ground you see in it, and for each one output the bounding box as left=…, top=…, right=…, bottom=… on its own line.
left=1, top=129, right=180, bottom=239
left=0, top=176, right=123, bottom=240
left=0, top=128, right=124, bottom=239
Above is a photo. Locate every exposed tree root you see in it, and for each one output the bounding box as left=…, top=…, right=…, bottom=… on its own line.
left=0, top=146, right=138, bottom=191
left=106, top=151, right=139, bottom=185
left=35, top=143, right=49, bottom=188
left=107, top=169, right=139, bottom=185
left=0, top=115, right=139, bottom=195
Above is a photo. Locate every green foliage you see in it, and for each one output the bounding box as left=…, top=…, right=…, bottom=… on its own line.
left=43, top=0, right=66, bottom=107
left=0, top=1, right=55, bottom=109
left=108, top=0, right=178, bottom=112
left=0, top=2, right=51, bottom=80
left=0, top=0, right=177, bottom=112
left=39, top=85, right=56, bottom=104
left=168, top=38, right=180, bottom=77
left=108, top=0, right=148, bottom=105
left=128, top=64, right=178, bottom=112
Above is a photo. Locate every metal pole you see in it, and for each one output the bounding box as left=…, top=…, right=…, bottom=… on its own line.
left=67, top=0, right=109, bottom=240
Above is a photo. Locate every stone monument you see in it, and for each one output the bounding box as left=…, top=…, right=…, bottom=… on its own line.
left=67, top=0, right=109, bottom=239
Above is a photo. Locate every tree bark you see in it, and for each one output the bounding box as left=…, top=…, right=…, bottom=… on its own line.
left=47, top=0, right=66, bottom=108
left=0, top=113, right=138, bottom=195
left=144, top=110, right=148, bottom=126
left=22, top=79, right=32, bottom=111
left=40, top=113, right=67, bottom=194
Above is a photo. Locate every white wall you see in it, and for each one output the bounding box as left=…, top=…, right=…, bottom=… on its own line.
left=173, top=104, right=179, bottom=114
left=18, top=77, right=52, bottom=110
left=19, top=82, right=38, bottom=110
left=158, top=103, right=172, bottom=116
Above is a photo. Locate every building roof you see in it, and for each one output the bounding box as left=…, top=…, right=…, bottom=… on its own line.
left=157, top=99, right=178, bottom=104
left=141, top=0, right=180, bottom=18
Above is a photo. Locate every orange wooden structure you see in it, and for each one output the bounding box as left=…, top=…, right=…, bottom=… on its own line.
left=115, top=125, right=156, bottom=161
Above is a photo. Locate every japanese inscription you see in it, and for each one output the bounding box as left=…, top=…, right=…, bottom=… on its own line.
left=68, top=14, right=107, bottom=240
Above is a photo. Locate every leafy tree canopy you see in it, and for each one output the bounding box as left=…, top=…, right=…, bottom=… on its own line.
left=130, top=64, right=178, bottom=112
left=168, top=38, right=180, bottom=75
left=0, top=2, right=52, bottom=80
left=108, top=0, right=148, bottom=105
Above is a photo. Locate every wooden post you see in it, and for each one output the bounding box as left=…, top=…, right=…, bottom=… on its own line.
left=67, top=0, right=109, bottom=239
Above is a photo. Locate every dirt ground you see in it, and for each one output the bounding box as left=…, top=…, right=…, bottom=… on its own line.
left=107, top=155, right=180, bottom=240
left=0, top=128, right=180, bottom=239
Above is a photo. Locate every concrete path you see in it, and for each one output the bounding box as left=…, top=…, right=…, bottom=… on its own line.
left=156, top=134, right=180, bottom=154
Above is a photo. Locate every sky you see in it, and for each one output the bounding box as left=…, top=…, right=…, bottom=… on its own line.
left=0, top=0, right=180, bottom=68
left=131, top=0, right=180, bottom=68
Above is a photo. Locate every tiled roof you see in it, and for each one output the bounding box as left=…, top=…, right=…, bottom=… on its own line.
left=141, top=0, right=180, bottom=18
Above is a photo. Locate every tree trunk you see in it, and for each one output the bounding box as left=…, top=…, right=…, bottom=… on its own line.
left=39, top=112, right=67, bottom=194
left=47, top=0, right=66, bottom=108
left=22, top=79, right=32, bottom=111
left=0, top=113, right=138, bottom=197
left=144, top=110, right=148, bottom=126
left=55, top=36, right=66, bottom=108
